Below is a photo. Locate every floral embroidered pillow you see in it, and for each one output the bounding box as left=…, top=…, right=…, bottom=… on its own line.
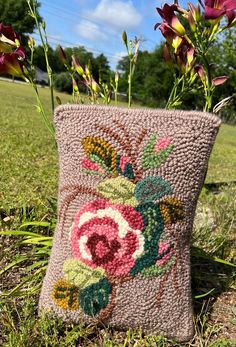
left=39, top=105, right=220, bottom=342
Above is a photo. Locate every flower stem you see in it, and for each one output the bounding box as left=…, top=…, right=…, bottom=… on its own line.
left=128, top=59, right=132, bottom=108
left=201, top=54, right=213, bottom=112
left=31, top=81, right=54, bottom=136
left=27, top=0, right=55, bottom=114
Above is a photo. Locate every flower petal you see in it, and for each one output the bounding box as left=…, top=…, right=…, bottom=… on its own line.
left=212, top=76, right=228, bottom=86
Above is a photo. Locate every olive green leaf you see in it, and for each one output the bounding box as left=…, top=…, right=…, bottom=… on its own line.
left=63, top=259, right=105, bottom=289
left=97, top=177, right=138, bottom=206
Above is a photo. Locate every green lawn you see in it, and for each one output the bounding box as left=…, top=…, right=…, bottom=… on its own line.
left=0, top=79, right=236, bottom=347
left=0, top=79, right=236, bottom=210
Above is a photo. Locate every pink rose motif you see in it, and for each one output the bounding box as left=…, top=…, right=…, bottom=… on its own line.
left=70, top=199, right=145, bottom=276
left=156, top=241, right=174, bottom=266
left=155, top=137, right=171, bottom=152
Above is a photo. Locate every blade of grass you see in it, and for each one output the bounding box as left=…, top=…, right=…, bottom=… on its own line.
left=0, top=256, right=28, bottom=276
left=0, top=230, right=44, bottom=237
left=192, top=247, right=236, bottom=267
left=194, top=288, right=215, bottom=299
left=19, top=221, right=51, bottom=228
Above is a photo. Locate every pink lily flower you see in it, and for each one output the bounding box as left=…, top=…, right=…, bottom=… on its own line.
left=204, top=0, right=236, bottom=25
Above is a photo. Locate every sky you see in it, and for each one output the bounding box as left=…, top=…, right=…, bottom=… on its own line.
left=34, top=0, right=187, bottom=69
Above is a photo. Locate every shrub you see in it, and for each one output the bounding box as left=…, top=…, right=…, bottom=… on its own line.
left=53, top=72, right=72, bottom=94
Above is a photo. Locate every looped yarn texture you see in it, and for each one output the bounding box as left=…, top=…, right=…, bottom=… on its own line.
left=39, top=105, right=221, bottom=342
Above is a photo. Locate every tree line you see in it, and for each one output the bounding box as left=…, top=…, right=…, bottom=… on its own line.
left=1, top=0, right=235, bottom=123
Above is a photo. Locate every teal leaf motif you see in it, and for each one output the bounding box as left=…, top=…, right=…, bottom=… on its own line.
left=79, top=278, right=112, bottom=316
left=135, top=176, right=172, bottom=204
left=130, top=203, right=164, bottom=275
left=142, top=134, right=174, bottom=170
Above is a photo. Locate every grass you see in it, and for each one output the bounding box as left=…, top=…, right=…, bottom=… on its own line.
left=0, top=79, right=236, bottom=346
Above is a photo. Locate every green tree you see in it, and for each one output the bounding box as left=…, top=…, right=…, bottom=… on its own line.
left=117, top=45, right=174, bottom=107
left=34, top=45, right=64, bottom=73
left=94, top=53, right=110, bottom=82
left=210, top=27, right=236, bottom=122
left=0, top=0, right=41, bottom=43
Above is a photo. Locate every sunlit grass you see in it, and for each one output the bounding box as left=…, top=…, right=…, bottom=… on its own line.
left=0, top=79, right=235, bottom=346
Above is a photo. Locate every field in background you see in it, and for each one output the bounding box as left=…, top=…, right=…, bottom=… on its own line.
left=0, top=80, right=235, bottom=346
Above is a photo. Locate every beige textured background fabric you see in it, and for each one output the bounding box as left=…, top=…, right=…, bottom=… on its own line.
left=39, top=105, right=221, bottom=342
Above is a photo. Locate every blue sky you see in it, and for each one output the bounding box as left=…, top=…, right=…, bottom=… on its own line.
left=34, top=0, right=186, bottom=69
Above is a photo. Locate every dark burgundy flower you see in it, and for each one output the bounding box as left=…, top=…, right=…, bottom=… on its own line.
left=204, top=0, right=236, bottom=25
left=0, top=23, right=25, bottom=77
left=0, top=23, right=19, bottom=45
left=156, top=4, right=186, bottom=36
left=156, top=21, right=183, bottom=52
left=57, top=45, right=67, bottom=65
left=195, top=64, right=207, bottom=81
left=176, top=44, right=196, bottom=74
left=0, top=52, right=24, bottom=77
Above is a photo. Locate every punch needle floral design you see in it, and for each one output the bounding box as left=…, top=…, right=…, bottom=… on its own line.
left=53, top=121, right=185, bottom=319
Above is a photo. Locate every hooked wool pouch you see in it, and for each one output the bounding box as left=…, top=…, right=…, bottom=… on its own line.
left=39, top=105, right=221, bottom=342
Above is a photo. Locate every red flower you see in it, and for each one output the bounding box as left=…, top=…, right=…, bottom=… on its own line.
left=70, top=199, right=145, bottom=277
left=0, top=23, right=19, bottom=46
left=0, top=23, right=25, bottom=77
left=0, top=52, right=24, bottom=77
left=155, top=4, right=186, bottom=37
left=204, top=0, right=236, bottom=25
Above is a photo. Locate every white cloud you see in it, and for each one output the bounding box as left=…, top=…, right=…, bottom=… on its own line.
left=89, top=0, right=142, bottom=29
left=110, top=50, right=127, bottom=70
left=75, top=20, right=108, bottom=41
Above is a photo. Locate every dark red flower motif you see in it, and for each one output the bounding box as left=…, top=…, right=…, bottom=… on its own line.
left=204, top=0, right=236, bottom=25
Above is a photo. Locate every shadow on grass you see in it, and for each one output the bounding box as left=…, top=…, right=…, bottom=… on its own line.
left=191, top=247, right=236, bottom=316
left=204, top=181, right=236, bottom=193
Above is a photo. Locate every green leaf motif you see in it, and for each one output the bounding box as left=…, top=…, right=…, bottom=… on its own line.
left=130, top=203, right=164, bottom=275
left=142, top=134, right=174, bottom=170
left=63, top=259, right=105, bottom=289
left=140, top=256, right=176, bottom=278
left=135, top=176, right=172, bottom=204
left=97, top=177, right=138, bottom=206
left=79, top=278, right=112, bottom=316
